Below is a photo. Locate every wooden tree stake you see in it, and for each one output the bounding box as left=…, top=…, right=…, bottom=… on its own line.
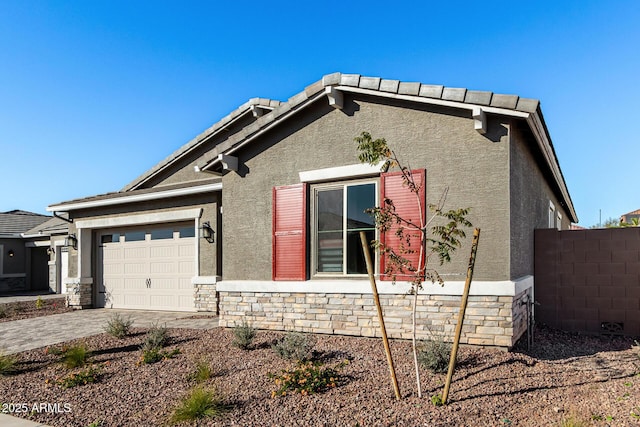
left=442, top=228, right=480, bottom=404
left=359, top=231, right=401, bottom=400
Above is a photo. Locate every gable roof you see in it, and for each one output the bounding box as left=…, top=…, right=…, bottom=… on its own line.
left=621, top=209, right=640, bottom=217
left=194, top=72, right=577, bottom=222
left=23, top=215, right=70, bottom=237
left=48, top=72, right=578, bottom=223
left=121, top=97, right=280, bottom=192
left=0, top=210, right=51, bottom=236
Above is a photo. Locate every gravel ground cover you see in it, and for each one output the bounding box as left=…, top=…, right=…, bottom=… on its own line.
left=1, top=326, right=638, bottom=427
left=0, top=297, right=71, bottom=323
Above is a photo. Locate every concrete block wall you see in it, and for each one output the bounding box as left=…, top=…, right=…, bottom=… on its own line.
left=535, top=228, right=640, bottom=336
left=218, top=291, right=528, bottom=348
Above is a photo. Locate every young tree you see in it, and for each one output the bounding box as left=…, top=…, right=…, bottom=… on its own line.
left=355, top=131, right=472, bottom=398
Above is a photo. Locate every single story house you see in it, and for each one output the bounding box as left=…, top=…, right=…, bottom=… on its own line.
left=47, top=73, right=577, bottom=348
left=0, top=210, right=53, bottom=293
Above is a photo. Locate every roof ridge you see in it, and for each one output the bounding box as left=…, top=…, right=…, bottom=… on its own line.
left=320, top=72, right=539, bottom=113
left=121, top=97, right=282, bottom=192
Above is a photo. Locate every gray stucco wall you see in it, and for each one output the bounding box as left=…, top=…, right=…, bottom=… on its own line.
left=144, top=113, right=257, bottom=189
left=509, top=123, right=570, bottom=279
left=222, top=94, right=512, bottom=282
left=67, top=193, right=220, bottom=279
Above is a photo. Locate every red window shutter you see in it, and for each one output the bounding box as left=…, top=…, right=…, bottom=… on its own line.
left=272, top=183, right=307, bottom=281
left=380, top=169, right=426, bottom=281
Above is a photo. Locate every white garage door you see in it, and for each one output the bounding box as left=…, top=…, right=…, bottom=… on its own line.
left=97, top=223, right=196, bottom=311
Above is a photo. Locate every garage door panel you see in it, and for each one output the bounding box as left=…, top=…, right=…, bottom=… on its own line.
left=98, top=225, right=196, bottom=312
left=178, top=261, right=193, bottom=274
left=103, top=263, right=124, bottom=275
left=178, top=245, right=194, bottom=257
left=124, top=247, right=148, bottom=259
left=178, top=277, right=192, bottom=290
left=103, top=247, right=123, bottom=260
left=150, top=245, right=178, bottom=258
left=123, top=294, right=147, bottom=307
left=150, top=262, right=178, bottom=275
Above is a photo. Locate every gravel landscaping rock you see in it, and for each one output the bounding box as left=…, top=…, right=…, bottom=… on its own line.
left=1, top=326, right=638, bottom=426
left=0, top=298, right=71, bottom=323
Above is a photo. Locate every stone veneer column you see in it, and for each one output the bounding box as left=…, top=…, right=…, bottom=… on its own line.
left=64, top=278, right=93, bottom=309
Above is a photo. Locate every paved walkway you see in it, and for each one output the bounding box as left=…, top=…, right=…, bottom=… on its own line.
left=0, top=309, right=218, bottom=354
left=0, top=414, right=51, bottom=427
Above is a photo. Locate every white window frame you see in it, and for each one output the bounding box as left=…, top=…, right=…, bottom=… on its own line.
left=548, top=201, right=556, bottom=228
left=311, top=178, right=378, bottom=277
left=556, top=212, right=562, bottom=230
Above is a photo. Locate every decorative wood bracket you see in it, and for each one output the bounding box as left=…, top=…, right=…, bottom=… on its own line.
left=325, top=86, right=344, bottom=110
left=473, top=107, right=486, bottom=134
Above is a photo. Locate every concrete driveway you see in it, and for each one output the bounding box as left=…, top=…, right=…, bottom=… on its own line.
left=0, top=309, right=218, bottom=354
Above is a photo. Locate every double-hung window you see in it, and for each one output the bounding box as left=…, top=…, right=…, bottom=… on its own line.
left=314, top=180, right=377, bottom=276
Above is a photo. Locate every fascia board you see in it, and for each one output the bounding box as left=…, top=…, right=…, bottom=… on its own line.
left=199, top=91, right=327, bottom=171
left=47, top=182, right=222, bottom=212
left=526, top=113, right=578, bottom=222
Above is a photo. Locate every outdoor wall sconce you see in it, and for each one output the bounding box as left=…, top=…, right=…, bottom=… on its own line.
left=200, top=221, right=214, bottom=243
left=64, top=234, right=78, bottom=250
left=8, top=249, right=14, bottom=258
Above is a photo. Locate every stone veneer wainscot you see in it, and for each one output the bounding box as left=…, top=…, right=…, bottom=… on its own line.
left=216, top=278, right=533, bottom=349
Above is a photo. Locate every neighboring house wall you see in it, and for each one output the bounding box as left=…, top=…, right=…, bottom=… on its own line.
left=509, top=123, right=570, bottom=279
left=223, top=94, right=512, bottom=282
left=0, top=238, right=27, bottom=292
left=535, top=228, right=640, bottom=336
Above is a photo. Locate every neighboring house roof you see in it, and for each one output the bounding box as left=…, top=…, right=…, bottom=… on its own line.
left=48, top=178, right=221, bottom=212
left=0, top=210, right=51, bottom=236
left=121, top=97, right=281, bottom=192
left=621, top=209, right=640, bottom=217
left=23, top=215, right=70, bottom=237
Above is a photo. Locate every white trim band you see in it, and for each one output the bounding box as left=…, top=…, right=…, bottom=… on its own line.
left=218, top=276, right=533, bottom=296
left=191, top=276, right=219, bottom=285
left=47, top=182, right=222, bottom=212
left=75, top=208, right=202, bottom=229
left=299, top=162, right=385, bottom=183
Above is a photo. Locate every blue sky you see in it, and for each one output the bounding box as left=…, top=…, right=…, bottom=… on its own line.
left=0, top=1, right=638, bottom=227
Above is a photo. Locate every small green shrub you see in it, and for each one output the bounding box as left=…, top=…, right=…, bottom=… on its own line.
left=87, top=420, right=103, bottom=427
left=232, top=320, right=257, bottom=350
left=417, top=337, right=452, bottom=374
left=268, top=360, right=347, bottom=397
left=170, top=387, right=227, bottom=424
left=104, top=313, right=134, bottom=338
left=141, top=323, right=168, bottom=351
left=430, top=394, right=444, bottom=406
left=0, top=351, right=18, bottom=375
left=57, top=365, right=101, bottom=388
left=62, top=344, right=91, bottom=369
left=140, top=348, right=180, bottom=365
left=272, top=331, right=315, bottom=361
left=35, top=296, right=45, bottom=310
left=188, top=358, right=213, bottom=383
